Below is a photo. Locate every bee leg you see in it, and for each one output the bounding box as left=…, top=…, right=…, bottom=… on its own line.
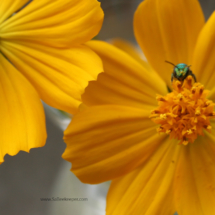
left=191, top=73, right=197, bottom=82
left=171, top=73, right=174, bottom=82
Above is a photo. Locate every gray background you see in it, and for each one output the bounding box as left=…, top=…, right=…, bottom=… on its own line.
left=1, top=0, right=215, bottom=214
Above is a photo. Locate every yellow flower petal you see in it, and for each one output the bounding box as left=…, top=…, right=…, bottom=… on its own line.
left=193, top=12, right=215, bottom=95
left=106, top=140, right=179, bottom=215
left=63, top=105, right=167, bottom=184
left=0, top=0, right=29, bottom=24
left=111, top=38, right=161, bottom=75
left=174, top=136, right=215, bottom=214
left=0, top=54, right=46, bottom=163
left=0, top=0, right=104, bottom=47
left=1, top=40, right=103, bottom=114
left=83, top=40, right=167, bottom=109
left=110, top=38, right=146, bottom=66
left=134, top=0, right=205, bottom=87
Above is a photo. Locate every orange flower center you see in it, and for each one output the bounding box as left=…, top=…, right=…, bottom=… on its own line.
left=150, top=75, right=215, bottom=145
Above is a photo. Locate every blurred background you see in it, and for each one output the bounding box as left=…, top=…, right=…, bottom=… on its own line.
left=0, top=0, right=215, bottom=214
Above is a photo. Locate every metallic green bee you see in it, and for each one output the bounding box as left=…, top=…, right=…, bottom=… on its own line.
left=165, top=61, right=196, bottom=82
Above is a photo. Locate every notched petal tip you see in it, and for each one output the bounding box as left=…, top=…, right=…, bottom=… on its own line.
left=0, top=54, right=47, bottom=163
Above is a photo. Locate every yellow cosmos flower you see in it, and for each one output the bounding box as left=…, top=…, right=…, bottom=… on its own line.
left=63, top=0, right=215, bottom=214
left=0, top=0, right=103, bottom=163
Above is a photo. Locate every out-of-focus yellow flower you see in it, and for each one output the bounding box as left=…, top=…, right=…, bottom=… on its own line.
left=63, top=0, right=215, bottom=214
left=0, top=0, right=103, bottom=163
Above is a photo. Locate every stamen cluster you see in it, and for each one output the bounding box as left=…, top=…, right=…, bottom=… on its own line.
left=150, top=76, right=215, bottom=145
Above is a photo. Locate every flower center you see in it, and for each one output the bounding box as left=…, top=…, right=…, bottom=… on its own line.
left=150, top=75, right=215, bottom=145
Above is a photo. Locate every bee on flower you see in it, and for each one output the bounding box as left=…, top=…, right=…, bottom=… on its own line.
left=63, top=0, right=215, bottom=214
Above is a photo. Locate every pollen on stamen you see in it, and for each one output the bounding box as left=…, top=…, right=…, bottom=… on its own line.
left=195, top=109, right=201, bottom=116
left=206, top=101, right=211, bottom=106
left=182, top=140, right=189, bottom=145
left=156, top=95, right=166, bottom=102
left=199, top=86, right=204, bottom=95
left=157, top=127, right=163, bottom=133
left=186, top=129, right=193, bottom=135
left=177, top=93, right=183, bottom=100
left=166, top=129, right=171, bottom=134
left=207, top=125, right=212, bottom=130
left=187, top=75, right=193, bottom=87
left=191, top=87, right=196, bottom=94
left=150, top=75, right=215, bottom=145
left=160, top=114, right=167, bottom=120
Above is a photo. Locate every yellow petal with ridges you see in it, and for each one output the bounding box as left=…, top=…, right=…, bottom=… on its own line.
left=192, top=12, right=215, bottom=95
left=134, top=0, right=205, bottom=87
left=111, top=38, right=162, bottom=76
left=106, top=139, right=179, bottom=215
left=1, top=40, right=103, bottom=114
left=0, top=0, right=29, bottom=24
left=83, top=40, right=167, bottom=109
left=0, top=0, right=104, bottom=48
left=174, top=135, right=215, bottom=214
left=190, top=137, right=215, bottom=214
left=63, top=105, right=167, bottom=184
left=110, top=38, right=147, bottom=66
left=0, top=54, right=46, bottom=163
